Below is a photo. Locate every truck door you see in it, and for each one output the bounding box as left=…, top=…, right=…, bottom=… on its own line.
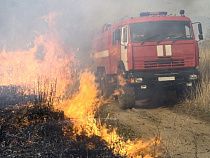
left=121, top=26, right=128, bottom=71
left=109, top=28, right=121, bottom=74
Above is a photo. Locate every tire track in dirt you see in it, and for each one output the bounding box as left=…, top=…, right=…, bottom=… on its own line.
left=101, top=100, right=210, bottom=158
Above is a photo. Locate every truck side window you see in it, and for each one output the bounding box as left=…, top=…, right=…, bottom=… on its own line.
left=112, top=29, right=121, bottom=46
left=112, top=31, right=116, bottom=46
left=123, top=27, right=127, bottom=42
left=185, top=25, right=192, bottom=37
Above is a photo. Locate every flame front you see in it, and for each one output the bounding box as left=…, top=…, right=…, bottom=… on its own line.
left=55, top=71, right=160, bottom=157
left=0, top=12, right=160, bottom=157
left=0, top=12, right=75, bottom=98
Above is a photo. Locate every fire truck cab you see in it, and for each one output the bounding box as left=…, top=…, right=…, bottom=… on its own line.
left=92, top=11, right=203, bottom=109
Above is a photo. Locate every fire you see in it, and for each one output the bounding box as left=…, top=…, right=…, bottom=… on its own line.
left=0, top=12, right=75, bottom=98
left=0, top=11, right=161, bottom=157
left=55, top=71, right=160, bottom=157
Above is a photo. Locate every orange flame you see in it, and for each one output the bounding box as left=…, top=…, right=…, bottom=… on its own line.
left=0, top=12, right=75, bottom=98
left=0, top=12, right=161, bottom=157
left=55, top=71, right=160, bottom=157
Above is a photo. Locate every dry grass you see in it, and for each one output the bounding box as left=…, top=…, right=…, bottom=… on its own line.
left=0, top=101, right=117, bottom=157
left=199, top=40, right=210, bottom=77
left=175, top=40, right=210, bottom=121
left=0, top=74, right=118, bottom=157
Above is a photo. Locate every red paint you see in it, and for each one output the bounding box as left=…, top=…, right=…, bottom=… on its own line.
left=92, top=14, right=199, bottom=75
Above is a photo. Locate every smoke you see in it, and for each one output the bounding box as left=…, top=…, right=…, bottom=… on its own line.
left=0, top=0, right=209, bottom=52
left=181, top=0, right=196, bottom=8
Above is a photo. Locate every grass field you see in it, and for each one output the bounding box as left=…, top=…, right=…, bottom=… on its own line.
left=175, top=40, right=210, bottom=121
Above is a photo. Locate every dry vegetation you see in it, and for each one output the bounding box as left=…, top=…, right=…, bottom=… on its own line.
left=175, top=40, right=210, bottom=121
left=1, top=40, right=210, bottom=157
left=0, top=102, right=117, bottom=157
left=0, top=76, right=117, bottom=157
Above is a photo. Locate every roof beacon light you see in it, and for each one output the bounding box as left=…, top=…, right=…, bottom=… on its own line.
left=180, top=10, right=185, bottom=16
left=140, top=12, right=167, bottom=17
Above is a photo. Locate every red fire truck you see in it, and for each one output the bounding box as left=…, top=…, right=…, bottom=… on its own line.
left=92, top=10, right=203, bottom=109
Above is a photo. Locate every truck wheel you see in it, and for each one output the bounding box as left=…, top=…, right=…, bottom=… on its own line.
left=176, top=85, right=194, bottom=100
left=176, top=88, right=185, bottom=100
left=99, top=71, right=114, bottom=99
left=117, top=84, right=135, bottom=109
left=117, top=68, right=135, bottom=109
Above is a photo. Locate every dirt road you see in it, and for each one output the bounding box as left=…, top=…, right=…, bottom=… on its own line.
left=101, top=99, right=210, bottom=158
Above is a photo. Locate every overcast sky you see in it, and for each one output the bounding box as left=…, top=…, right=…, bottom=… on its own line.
left=0, top=0, right=209, bottom=51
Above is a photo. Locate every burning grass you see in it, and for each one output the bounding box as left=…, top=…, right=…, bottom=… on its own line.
left=0, top=72, right=161, bottom=157
left=0, top=12, right=163, bottom=157
left=54, top=71, right=161, bottom=157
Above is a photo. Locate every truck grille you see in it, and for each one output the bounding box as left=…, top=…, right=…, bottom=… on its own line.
left=144, top=58, right=185, bottom=68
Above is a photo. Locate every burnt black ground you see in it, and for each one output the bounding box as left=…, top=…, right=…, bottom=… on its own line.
left=0, top=86, right=36, bottom=106
left=0, top=104, right=117, bottom=158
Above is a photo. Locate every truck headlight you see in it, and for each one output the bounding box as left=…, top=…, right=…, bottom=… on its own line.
left=135, top=78, right=143, bottom=83
left=186, top=82, right=192, bottom=87
left=130, top=77, right=143, bottom=83
left=189, top=74, right=197, bottom=80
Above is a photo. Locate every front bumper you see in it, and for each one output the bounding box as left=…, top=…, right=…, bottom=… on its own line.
left=127, top=68, right=200, bottom=90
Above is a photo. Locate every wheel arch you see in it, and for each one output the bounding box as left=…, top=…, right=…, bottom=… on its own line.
left=96, top=66, right=105, bottom=74
left=117, top=60, right=126, bottom=72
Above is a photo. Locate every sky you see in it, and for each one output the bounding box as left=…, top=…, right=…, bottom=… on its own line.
left=0, top=0, right=209, bottom=51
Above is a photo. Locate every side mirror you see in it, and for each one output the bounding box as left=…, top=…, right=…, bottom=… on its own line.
left=192, top=22, right=204, bottom=41
left=198, top=34, right=203, bottom=40
left=198, top=23, right=203, bottom=35
left=115, top=29, right=121, bottom=41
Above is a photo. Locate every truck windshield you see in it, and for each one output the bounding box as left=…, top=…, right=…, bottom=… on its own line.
left=130, top=21, right=193, bottom=43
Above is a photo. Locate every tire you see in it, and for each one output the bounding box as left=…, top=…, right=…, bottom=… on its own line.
left=98, top=70, right=115, bottom=99
left=176, top=88, right=185, bottom=101
left=117, top=68, right=135, bottom=109
left=117, top=84, right=135, bottom=109
left=176, top=84, right=196, bottom=100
